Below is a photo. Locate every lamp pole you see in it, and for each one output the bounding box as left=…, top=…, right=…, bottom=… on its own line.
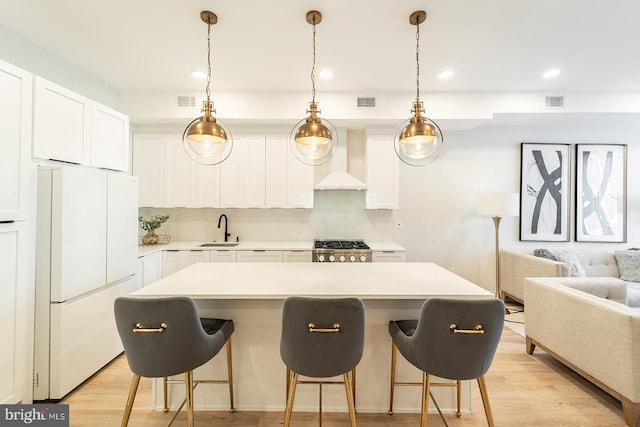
left=492, top=215, right=502, bottom=300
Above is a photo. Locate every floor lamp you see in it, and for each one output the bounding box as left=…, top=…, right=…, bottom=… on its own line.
left=476, top=193, right=520, bottom=300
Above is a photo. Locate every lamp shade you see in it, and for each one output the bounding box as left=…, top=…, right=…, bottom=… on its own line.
left=476, top=193, right=520, bottom=217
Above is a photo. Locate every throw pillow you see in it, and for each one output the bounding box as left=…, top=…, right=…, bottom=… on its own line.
left=615, top=250, right=640, bottom=282
left=534, top=248, right=555, bottom=260
left=553, top=250, right=587, bottom=277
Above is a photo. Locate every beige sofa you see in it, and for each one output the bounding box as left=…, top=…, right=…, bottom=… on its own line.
left=500, top=249, right=620, bottom=304
left=525, top=277, right=640, bottom=427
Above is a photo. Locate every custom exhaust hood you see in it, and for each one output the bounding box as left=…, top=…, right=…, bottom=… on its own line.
left=314, top=140, right=367, bottom=190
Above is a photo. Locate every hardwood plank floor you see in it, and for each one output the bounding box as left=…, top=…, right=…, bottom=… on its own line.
left=60, top=327, right=626, bottom=426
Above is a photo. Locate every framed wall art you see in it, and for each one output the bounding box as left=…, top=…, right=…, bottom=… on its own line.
left=520, top=143, right=571, bottom=241
left=575, top=144, right=627, bottom=242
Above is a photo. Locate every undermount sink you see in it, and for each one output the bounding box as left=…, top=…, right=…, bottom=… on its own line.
left=199, top=242, right=239, bottom=247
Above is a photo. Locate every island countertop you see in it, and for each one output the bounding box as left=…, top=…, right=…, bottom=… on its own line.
left=131, top=261, right=491, bottom=300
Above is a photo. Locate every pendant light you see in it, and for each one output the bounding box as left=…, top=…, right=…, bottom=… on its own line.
left=394, top=11, right=443, bottom=167
left=182, top=11, right=233, bottom=165
left=290, top=10, right=337, bottom=166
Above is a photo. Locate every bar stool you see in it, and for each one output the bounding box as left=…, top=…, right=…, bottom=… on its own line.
left=388, top=298, right=505, bottom=427
left=280, top=296, right=365, bottom=427
left=114, top=296, right=234, bottom=427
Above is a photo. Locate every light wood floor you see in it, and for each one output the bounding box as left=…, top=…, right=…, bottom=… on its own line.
left=60, top=326, right=627, bottom=426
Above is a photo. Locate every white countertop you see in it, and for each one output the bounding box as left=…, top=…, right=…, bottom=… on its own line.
left=131, top=262, right=490, bottom=300
left=137, top=240, right=405, bottom=256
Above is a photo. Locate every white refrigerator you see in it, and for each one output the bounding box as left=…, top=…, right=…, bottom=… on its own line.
left=34, top=166, right=139, bottom=400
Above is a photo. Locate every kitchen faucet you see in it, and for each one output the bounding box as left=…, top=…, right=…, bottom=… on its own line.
left=217, top=214, right=231, bottom=242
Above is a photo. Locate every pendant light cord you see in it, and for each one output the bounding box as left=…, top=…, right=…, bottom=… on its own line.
left=415, top=17, right=420, bottom=104
left=206, top=19, right=212, bottom=102
left=311, top=17, right=317, bottom=104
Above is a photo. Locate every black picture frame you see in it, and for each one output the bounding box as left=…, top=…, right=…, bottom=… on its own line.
left=575, top=144, right=627, bottom=242
left=519, top=143, right=571, bottom=241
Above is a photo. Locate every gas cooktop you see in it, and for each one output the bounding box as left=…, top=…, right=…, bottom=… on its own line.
left=313, top=240, right=370, bottom=250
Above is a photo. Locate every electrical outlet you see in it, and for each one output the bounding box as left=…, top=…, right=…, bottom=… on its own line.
left=395, top=220, right=403, bottom=229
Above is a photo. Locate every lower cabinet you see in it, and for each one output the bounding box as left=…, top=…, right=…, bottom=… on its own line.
left=210, top=250, right=237, bottom=263
left=372, top=251, right=407, bottom=262
left=283, top=250, right=312, bottom=262
left=162, top=250, right=211, bottom=276
left=138, top=251, right=163, bottom=287
left=236, top=250, right=283, bottom=262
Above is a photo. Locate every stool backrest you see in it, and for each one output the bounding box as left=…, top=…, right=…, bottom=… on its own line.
left=411, top=298, right=505, bottom=380
left=280, top=297, right=365, bottom=378
left=114, top=296, right=216, bottom=378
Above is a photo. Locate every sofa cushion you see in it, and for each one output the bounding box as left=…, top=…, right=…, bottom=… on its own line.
left=615, top=250, right=640, bottom=282
left=534, top=248, right=555, bottom=260
left=553, top=250, right=587, bottom=277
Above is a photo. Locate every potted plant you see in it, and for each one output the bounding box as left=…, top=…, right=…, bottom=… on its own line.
left=139, top=214, right=171, bottom=245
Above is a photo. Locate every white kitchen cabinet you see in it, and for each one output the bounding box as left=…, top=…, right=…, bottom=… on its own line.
left=0, top=60, right=31, bottom=221
left=165, top=135, right=197, bottom=207
left=162, top=250, right=210, bottom=276
left=138, top=251, right=163, bottom=287
left=372, top=251, right=406, bottom=262
left=265, top=135, right=287, bottom=208
left=265, top=134, right=314, bottom=209
left=90, top=103, right=129, bottom=172
left=220, top=135, right=266, bottom=208
left=32, top=76, right=90, bottom=165
left=107, top=174, right=138, bottom=284
left=0, top=222, right=29, bottom=404
left=132, top=134, right=166, bottom=207
left=365, top=131, right=399, bottom=209
left=283, top=250, right=312, bottom=262
left=210, top=250, right=237, bottom=262
left=197, top=163, right=221, bottom=207
left=236, top=250, right=283, bottom=262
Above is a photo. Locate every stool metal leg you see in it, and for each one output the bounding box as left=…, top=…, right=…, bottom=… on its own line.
left=389, top=341, right=397, bottom=415
left=120, top=373, right=140, bottom=427
left=456, top=379, right=461, bottom=417
left=351, top=368, right=357, bottom=411
left=284, top=372, right=298, bottom=427
left=420, top=372, right=431, bottom=427
left=477, top=376, right=495, bottom=427
left=344, top=372, right=357, bottom=427
left=185, top=371, right=194, bottom=427
left=163, top=377, right=168, bottom=412
left=226, top=338, right=235, bottom=412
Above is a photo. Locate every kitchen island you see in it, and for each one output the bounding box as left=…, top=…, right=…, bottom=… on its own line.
left=131, top=262, right=492, bottom=414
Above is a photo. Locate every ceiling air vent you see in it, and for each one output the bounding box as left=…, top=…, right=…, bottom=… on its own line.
left=545, top=96, right=564, bottom=108
left=176, top=95, right=196, bottom=108
left=357, top=97, right=376, bottom=108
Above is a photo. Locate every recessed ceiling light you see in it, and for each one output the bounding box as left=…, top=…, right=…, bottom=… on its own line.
left=319, top=70, right=333, bottom=79
left=437, top=70, right=454, bottom=80
left=191, top=70, right=207, bottom=79
left=543, top=69, right=561, bottom=79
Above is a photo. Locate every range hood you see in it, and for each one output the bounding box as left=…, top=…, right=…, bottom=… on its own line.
left=314, top=143, right=367, bottom=190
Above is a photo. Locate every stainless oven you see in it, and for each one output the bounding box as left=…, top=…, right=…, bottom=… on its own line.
left=312, top=240, right=372, bottom=263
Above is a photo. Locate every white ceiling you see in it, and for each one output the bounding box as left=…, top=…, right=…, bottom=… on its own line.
left=1, top=0, right=640, bottom=97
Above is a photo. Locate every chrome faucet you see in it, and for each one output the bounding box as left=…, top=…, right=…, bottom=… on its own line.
left=217, top=214, right=231, bottom=242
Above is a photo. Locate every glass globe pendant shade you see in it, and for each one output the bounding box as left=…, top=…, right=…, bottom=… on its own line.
left=394, top=102, right=443, bottom=166
left=290, top=101, right=337, bottom=165
left=182, top=100, right=233, bottom=165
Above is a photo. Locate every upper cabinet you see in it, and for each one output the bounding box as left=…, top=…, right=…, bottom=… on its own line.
left=134, top=132, right=314, bottom=209
left=90, top=103, right=129, bottom=171
left=32, top=76, right=129, bottom=172
left=0, top=59, right=32, bottom=221
left=365, top=130, right=399, bottom=209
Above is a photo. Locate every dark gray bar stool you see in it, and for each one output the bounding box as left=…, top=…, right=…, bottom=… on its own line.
left=280, top=296, right=365, bottom=427
left=388, top=298, right=505, bottom=427
left=114, top=296, right=234, bottom=427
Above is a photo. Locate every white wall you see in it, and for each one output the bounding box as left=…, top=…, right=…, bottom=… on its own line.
left=0, top=24, right=119, bottom=108
left=143, top=121, right=640, bottom=293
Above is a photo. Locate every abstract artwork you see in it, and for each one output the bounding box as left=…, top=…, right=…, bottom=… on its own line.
left=520, top=143, right=571, bottom=241
left=575, top=144, right=627, bottom=242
